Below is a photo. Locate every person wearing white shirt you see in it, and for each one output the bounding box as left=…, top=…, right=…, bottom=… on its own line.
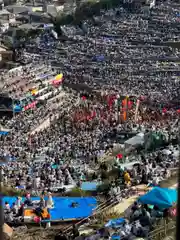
left=46, top=192, right=54, bottom=209
left=16, top=197, right=22, bottom=209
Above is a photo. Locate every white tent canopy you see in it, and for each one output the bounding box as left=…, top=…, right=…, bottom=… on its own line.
left=125, top=132, right=144, bottom=148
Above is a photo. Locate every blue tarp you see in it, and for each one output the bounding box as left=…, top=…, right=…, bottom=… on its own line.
left=92, top=55, right=105, bottom=62
left=13, top=105, right=22, bottom=112
left=0, top=131, right=9, bottom=135
left=16, top=186, right=25, bottom=189
left=38, top=73, right=54, bottom=80
left=105, top=218, right=125, bottom=228
left=139, top=187, right=177, bottom=209
left=81, top=182, right=100, bottom=191
left=111, top=235, right=121, bottom=240
left=3, top=196, right=97, bottom=221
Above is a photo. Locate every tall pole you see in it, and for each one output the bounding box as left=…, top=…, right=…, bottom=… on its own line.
left=123, top=96, right=128, bottom=122
left=135, top=99, right=140, bottom=122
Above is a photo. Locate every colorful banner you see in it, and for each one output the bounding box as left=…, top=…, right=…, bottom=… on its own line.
left=56, top=73, right=63, bottom=80
left=52, top=73, right=63, bottom=85
left=23, top=101, right=37, bottom=111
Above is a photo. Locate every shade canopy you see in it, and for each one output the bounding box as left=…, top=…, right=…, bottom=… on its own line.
left=139, top=187, right=177, bottom=209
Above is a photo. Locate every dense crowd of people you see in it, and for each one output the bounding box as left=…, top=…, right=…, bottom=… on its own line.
left=0, top=1, right=180, bottom=238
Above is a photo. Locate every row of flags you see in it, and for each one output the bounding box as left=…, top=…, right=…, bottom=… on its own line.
left=30, top=73, right=63, bottom=96
left=13, top=73, right=64, bottom=113
left=80, top=93, right=180, bottom=124
left=77, top=95, right=136, bottom=122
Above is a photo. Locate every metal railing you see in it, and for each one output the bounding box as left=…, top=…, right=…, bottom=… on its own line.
left=148, top=220, right=176, bottom=240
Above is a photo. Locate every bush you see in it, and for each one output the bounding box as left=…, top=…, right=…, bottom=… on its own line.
left=108, top=167, right=122, bottom=180
left=96, top=181, right=110, bottom=193
left=1, top=186, right=25, bottom=197
left=101, top=170, right=108, bottom=180
left=67, top=187, right=92, bottom=197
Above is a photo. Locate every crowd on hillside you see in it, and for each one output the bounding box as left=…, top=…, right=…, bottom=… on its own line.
left=20, top=3, right=180, bottom=102
left=0, top=2, right=180, bottom=231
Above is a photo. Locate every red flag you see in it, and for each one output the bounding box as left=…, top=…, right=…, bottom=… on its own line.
left=128, top=100, right=133, bottom=109
left=117, top=153, right=123, bottom=159
left=81, top=96, right=86, bottom=100
left=162, top=108, right=167, bottom=113
left=107, top=95, right=116, bottom=108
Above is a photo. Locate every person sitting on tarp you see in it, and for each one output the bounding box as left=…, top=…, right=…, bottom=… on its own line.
left=71, top=202, right=79, bottom=208
left=24, top=193, right=33, bottom=207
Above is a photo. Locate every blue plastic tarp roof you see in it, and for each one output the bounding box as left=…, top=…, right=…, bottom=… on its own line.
left=3, top=196, right=97, bottom=221
left=92, top=55, right=105, bottom=62
left=38, top=73, right=53, bottom=80
left=81, top=182, right=100, bottom=191
left=0, top=131, right=9, bottom=135
left=139, top=187, right=177, bottom=209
